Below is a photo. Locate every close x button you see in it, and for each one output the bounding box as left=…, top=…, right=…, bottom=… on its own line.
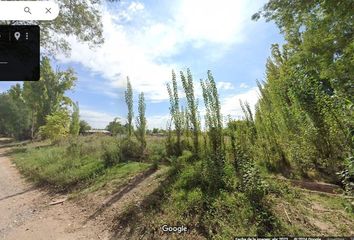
left=0, top=25, right=40, bottom=81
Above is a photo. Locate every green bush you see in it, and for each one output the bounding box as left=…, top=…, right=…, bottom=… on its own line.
left=172, top=187, right=204, bottom=214
left=241, top=161, right=268, bottom=205
left=102, top=140, right=121, bottom=167
left=205, top=192, right=256, bottom=238
left=119, top=138, right=141, bottom=161
left=148, top=141, right=167, bottom=163
left=170, top=150, right=194, bottom=173
left=174, top=159, right=204, bottom=191
left=66, top=137, right=83, bottom=157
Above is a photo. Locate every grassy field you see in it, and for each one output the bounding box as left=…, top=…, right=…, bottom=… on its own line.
left=12, top=135, right=153, bottom=193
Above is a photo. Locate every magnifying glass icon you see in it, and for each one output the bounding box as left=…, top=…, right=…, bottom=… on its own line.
left=24, top=7, right=31, bottom=14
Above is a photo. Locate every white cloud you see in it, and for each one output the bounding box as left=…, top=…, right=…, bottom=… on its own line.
left=239, top=82, right=249, bottom=89
left=128, top=2, right=144, bottom=12
left=221, top=87, right=259, bottom=118
left=217, top=81, right=234, bottom=90
left=58, top=0, right=264, bottom=102
left=80, top=108, right=117, bottom=129
left=174, top=0, right=252, bottom=46
left=146, top=114, right=171, bottom=130
left=80, top=106, right=170, bottom=130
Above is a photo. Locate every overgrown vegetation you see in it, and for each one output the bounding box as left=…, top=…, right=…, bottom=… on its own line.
left=12, top=136, right=152, bottom=192
left=1, top=0, right=353, bottom=238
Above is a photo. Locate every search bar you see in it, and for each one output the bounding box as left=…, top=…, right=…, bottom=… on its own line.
left=0, top=1, right=59, bottom=21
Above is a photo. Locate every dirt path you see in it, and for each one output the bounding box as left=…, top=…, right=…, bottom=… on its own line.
left=0, top=142, right=168, bottom=240
left=0, top=147, right=105, bottom=240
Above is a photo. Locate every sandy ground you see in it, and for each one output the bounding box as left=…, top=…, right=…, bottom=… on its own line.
left=0, top=146, right=107, bottom=240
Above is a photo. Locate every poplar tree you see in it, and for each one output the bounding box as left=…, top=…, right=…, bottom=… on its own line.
left=181, top=69, right=200, bottom=156
left=167, top=70, right=182, bottom=155
left=136, top=92, right=147, bottom=156
left=201, top=70, right=224, bottom=190
left=70, top=101, right=80, bottom=136
left=125, top=77, right=133, bottom=139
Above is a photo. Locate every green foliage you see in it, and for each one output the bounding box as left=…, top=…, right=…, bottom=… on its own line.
left=14, top=145, right=104, bottom=190
left=200, top=71, right=225, bottom=192
left=253, top=43, right=350, bottom=180
left=66, top=137, right=83, bottom=157
left=167, top=70, right=183, bottom=155
left=148, top=140, right=167, bottom=165
left=70, top=102, right=80, bottom=135
left=135, top=92, right=147, bottom=157
left=180, top=69, right=200, bottom=156
left=125, top=77, right=134, bottom=139
left=0, top=90, right=31, bottom=140
left=173, top=187, right=204, bottom=214
left=174, top=160, right=203, bottom=191
left=79, top=120, right=91, bottom=134
left=119, top=138, right=141, bottom=161
left=39, top=110, right=71, bottom=143
left=337, top=155, right=354, bottom=195
left=102, top=139, right=121, bottom=167
left=106, top=117, right=126, bottom=135
left=22, top=57, right=77, bottom=139
left=252, top=0, right=354, bottom=181
left=13, top=136, right=151, bottom=191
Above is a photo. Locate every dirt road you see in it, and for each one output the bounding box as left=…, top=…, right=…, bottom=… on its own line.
left=0, top=147, right=106, bottom=240
left=0, top=144, right=167, bottom=240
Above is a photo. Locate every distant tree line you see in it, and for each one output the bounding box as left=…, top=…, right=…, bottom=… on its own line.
left=0, top=58, right=88, bottom=141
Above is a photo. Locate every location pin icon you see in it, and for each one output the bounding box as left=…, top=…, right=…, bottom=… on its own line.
left=14, top=32, right=21, bottom=41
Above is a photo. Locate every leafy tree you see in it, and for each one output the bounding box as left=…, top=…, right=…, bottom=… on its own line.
left=125, top=77, right=134, bottom=139
left=79, top=120, right=91, bottom=134
left=0, top=92, right=31, bottom=140
left=39, top=110, right=71, bottom=143
left=70, top=102, right=80, bottom=135
left=253, top=0, right=354, bottom=104
left=23, top=57, right=77, bottom=138
left=135, top=92, right=147, bottom=156
left=250, top=1, right=354, bottom=181
left=106, top=118, right=126, bottom=135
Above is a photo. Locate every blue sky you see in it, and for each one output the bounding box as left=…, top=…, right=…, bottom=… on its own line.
left=0, top=0, right=284, bottom=129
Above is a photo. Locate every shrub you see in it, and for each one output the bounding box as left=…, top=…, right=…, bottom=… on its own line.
left=119, top=138, right=141, bottom=161
left=66, top=137, right=83, bottom=157
left=165, top=137, right=181, bottom=157
left=172, top=187, right=204, bottom=214
left=241, top=162, right=268, bottom=205
left=175, top=159, right=203, bottom=191
left=170, top=150, right=194, bottom=173
left=102, top=145, right=121, bottom=167
left=102, top=141, right=121, bottom=167
left=148, top=142, right=167, bottom=164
